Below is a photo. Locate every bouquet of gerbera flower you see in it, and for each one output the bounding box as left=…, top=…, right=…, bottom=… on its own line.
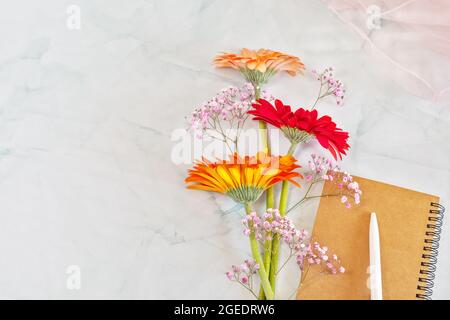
left=184, top=48, right=360, bottom=300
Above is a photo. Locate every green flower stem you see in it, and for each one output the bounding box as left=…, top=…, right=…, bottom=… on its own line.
left=254, top=85, right=274, bottom=300
left=259, top=121, right=274, bottom=209
left=244, top=202, right=274, bottom=300
left=268, top=142, right=298, bottom=292
left=254, top=86, right=274, bottom=209
left=259, top=231, right=272, bottom=300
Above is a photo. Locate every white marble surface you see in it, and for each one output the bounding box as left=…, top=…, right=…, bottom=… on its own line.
left=0, top=0, right=449, bottom=299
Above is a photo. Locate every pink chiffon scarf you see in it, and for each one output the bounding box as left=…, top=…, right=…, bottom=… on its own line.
left=323, top=0, right=450, bottom=104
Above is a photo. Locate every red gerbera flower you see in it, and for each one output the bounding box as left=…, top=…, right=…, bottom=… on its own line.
left=248, top=99, right=350, bottom=160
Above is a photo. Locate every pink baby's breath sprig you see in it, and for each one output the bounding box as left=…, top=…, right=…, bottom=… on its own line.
left=297, top=241, right=345, bottom=277
left=226, top=259, right=260, bottom=299
left=309, top=153, right=362, bottom=207
left=311, top=67, right=345, bottom=108
left=288, top=154, right=362, bottom=213
left=187, top=83, right=274, bottom=153
left=242, top=209, right=309, bottom=250
left=241, top=209, right=345, bottom=279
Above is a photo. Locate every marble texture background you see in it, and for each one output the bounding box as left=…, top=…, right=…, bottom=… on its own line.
left=0, top=0, right=449, bottom=299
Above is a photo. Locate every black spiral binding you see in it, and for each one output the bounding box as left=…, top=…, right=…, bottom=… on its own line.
left=416, top=202, right=445, bottom=300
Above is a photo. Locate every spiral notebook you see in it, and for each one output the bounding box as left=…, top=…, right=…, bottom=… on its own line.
left=297, top=176, right=445, bottom=300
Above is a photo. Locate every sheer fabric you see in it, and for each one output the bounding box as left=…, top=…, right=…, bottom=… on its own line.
left=324, top=0, right=450, bottom=103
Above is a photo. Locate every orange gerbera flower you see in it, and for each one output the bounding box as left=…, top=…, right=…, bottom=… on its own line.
left=185, top=153, right=302, bottom=204
left=214, top=48, right=304, bottom=86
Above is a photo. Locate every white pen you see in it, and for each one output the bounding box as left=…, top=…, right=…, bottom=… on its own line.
left=370, top=212, right=383, bottom=300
